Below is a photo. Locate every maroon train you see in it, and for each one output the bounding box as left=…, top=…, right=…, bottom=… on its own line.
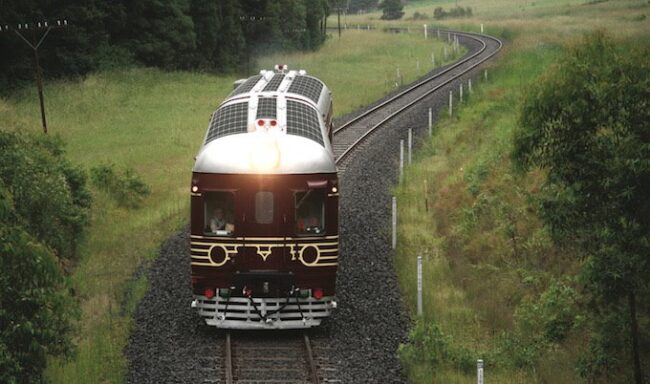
left=189, top=66, right=338, bottom=329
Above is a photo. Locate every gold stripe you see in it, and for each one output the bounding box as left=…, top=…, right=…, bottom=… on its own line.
left=190, top=234, right=338, bottom=241
left=190, top=261, right=337, bottom=267
left=190, top=248, right=209, bottom=253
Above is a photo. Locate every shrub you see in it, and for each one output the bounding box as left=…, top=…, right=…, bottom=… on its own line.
left=0, top=132, right=91, bottom=261
left=90, top=163, right=151, bottom=209
left=0, top=132, right=83, bottom=383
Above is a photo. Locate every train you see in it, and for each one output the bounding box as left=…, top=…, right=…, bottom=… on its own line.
left=189, top=65, right=339, bottom=329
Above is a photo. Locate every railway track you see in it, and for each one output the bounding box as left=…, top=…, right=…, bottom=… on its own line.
left=223, top=331, right=335, bottom=384
left=332, top=30, right=502, bottom=170
left=204, top=30, right=501, bottom=384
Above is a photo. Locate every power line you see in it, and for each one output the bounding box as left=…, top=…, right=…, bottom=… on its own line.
left=1, top=20, right=68, bottom=134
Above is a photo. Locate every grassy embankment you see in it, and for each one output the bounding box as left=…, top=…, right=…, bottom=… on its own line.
left=0, top=30, right=463, bottom=383
left=338, top=0, right=650, bottom=383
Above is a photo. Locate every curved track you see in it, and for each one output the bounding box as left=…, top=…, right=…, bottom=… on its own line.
left=213, top=30, right=502, bottom=384
left=126, top=30, right=501, bottom=384
left=333, top=30, right=502, bottom=170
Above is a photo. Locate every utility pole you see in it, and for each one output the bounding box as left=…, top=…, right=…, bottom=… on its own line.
left=1, top=20, right=68, bottom=134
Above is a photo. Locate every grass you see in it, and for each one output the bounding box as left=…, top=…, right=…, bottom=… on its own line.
left=375, top=0, right=650, bottom=383
left=0, top=30, right=462, bottom=383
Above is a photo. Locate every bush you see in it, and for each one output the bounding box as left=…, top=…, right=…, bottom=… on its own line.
left=90, top=163, right=151, bottom=208
left=0, top=132, right=84, bottom=384
left=0, top=132, right=91, bottom=262
left=433, top=6, right=473, bottom=19
left=399, top=319, right=476, bottom=373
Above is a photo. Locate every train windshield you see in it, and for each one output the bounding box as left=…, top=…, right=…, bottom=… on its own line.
left=295, top=190, right=325, bottom=235
left=204, top=191, right=235, bottom=236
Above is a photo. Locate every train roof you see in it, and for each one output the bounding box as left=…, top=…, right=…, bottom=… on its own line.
left=193, top=69, right=335, bottom=175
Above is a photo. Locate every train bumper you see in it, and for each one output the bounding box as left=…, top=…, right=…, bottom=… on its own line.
left=192, top=295, right=336, bottom=330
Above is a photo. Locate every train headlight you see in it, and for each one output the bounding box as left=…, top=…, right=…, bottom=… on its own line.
left=250, top=136, right=280, bottom=171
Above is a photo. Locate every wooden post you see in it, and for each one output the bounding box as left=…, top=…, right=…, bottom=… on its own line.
left=481, top=23, right=484, bottom=33
left=449, top=90, right=453, bottom=116
left=428, top=108, right=432, bottom=136
left=484, top=69, right=488, bottom=81
left=423, top=24, right=427, bottom=39
left=460, top=83, right=463, bottom=103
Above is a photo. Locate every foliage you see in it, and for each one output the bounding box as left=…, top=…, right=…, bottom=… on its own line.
left=90, top=163, right=151, bottom=209
left=0, top=132, right=91, bottom=262
left=0, top=132, right=83, bottom=384
left=514, top=31, right=650, bottom=382
left=379, top=0, right=404, bottom=20
left=433, top=6, right=473, bottom=20
left=0, top=0, right=331, bottom=88
left=399, top=319, right=476, bottom=373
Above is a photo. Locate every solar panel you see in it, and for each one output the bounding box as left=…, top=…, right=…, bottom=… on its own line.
left=286, top=100, right=323, bottom=146
left=230, top=75, right=262, bottom=97
left=287, top=76, right=323, bottom=103
left=263, top=74, right=285, bottom=92
left=205, top=102, right=249, bottom=144
left=256, top=98, right=277, bottom=119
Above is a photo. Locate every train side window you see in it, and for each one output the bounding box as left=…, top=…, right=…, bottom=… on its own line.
left=204, top=192, right=235, bottom=236
left=295, top=190, right=325, bottom=235
left=255, top=192, right=274, bottom=224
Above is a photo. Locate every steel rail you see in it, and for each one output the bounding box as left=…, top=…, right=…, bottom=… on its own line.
left=225, top=332, right=233, bottom=384
left=333, top=31, right=502, bottom=165
left=303, top=333, right=320, bottom=384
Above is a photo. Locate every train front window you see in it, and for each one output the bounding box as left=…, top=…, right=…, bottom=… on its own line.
left=204, top=192, right=235, bottom=236
left=255, top=192, right=274, bottom=224
left=295, top=191, right=325, bottom=235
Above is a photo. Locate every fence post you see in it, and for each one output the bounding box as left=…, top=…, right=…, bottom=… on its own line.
left=431, top=52, right=435, bottom=67
left=408, top=128, right=413, bottom=165
left=428, top=108, right=432, bottom=136
left=481, top=23, right=484, bottom=33
left=423, top=24, right=427, bottom=39
left=400, top=139, right=404, bottom=183
left=469, top=79, right=473, bottom=94
left=477, top=359, right=484, bottom=384
left=449, top=90, right=453, bottom=117
left=392, top=197, right=397, bottom=249
left=484, top=69, right=488, bottom=81
left=460, top=83, right=463, bottom=103
left=417, top=255, right=423, bottom=316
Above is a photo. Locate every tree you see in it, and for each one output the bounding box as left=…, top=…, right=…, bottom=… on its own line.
left=0, top=131, right=89, bottom=383
left=514, top=31, right=649, bottom=383
left=379, top=0, right=403, bottom=20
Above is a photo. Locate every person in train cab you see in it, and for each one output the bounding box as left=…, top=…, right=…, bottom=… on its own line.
left=297, top=215, right=322, bottom=234
left=210, top=207, right=227, bottom=232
